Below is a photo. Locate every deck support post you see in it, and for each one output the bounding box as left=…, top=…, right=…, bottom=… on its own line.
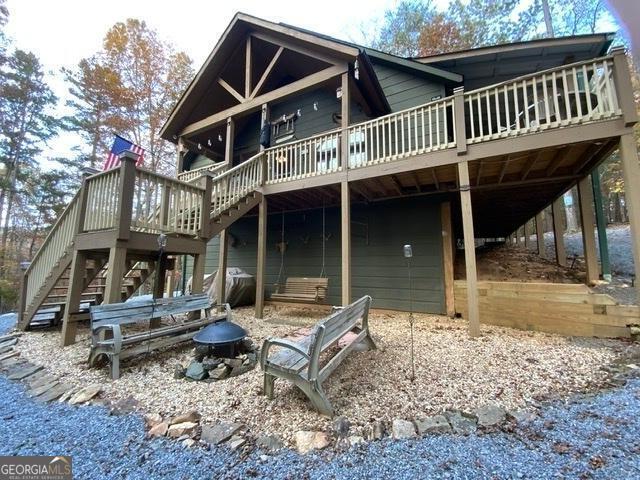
left=176, top=137, right=185, bottom=173
left=457, top=161, right=480, bottom=337
left=591, top=168, right=611, bottom=281
left=225, top=117, right=235, bottom=165
left=255, top=196, right=267, bottom=318
left=341, top=181, right=351, bottom=305
left=150, top=256, right=168, bottom=328
left=577, top=176, right=599, bottom=284
left=453, top=87, right=467, bottom=155
left=60, top=250, right=88, bottom=347
left=524, top=221, right=530, bottom=249
left=104, top=245, right=128, bottom=304
left=441, top=202, right=455, bottom=317
left=552, top=198, right=567, bottom=266
left=190, top=253, right=206, bottom=319
left=216, top=230, right=229, bottom=305
left=619, top=133, right=640, bottom=299
left=535, top=211, right=546, bottom=259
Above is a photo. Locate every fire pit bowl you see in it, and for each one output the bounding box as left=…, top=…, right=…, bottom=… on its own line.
left=193, top=318, right=248, bottom=358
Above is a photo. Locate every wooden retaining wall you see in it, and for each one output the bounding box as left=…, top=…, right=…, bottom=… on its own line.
left=454, top=281, right=639, bottom=338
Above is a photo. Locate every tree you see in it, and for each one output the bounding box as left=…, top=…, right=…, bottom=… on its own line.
left=370, top=0, right=540, bottom=57
left=0, top=49, right=60, bottom=260
left=65, top=19, right=194, bottom=174
left=63, top=56, right=132, bottom=168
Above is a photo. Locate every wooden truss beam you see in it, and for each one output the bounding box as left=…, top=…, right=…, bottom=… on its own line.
left=217, top=78, right=245, bottom=103
left=250, top=46, right=284, bottom=100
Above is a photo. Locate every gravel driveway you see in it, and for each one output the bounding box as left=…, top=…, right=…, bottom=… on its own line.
left=1, top=313, right=639, bottom=479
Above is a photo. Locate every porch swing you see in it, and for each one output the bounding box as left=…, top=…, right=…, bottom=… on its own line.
left=270, top=208, right=330, bottom=304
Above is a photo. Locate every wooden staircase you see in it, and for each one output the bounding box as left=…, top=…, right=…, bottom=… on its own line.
left=18, top=151, right=267, bottom=336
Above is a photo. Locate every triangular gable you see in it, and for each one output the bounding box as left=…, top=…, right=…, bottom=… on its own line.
left=161, top=13, right=364, bottom=141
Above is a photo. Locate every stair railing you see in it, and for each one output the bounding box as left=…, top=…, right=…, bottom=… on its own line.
left=210, top=152, right=264, bottom=218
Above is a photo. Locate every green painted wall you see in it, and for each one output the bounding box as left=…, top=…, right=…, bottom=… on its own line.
left=372, top=62, right=446, bottom=112
left=190, top=197, right=445, bottom=313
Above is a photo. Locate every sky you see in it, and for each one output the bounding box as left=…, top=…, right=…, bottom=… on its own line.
left=3, top=0, right=403, bottom=164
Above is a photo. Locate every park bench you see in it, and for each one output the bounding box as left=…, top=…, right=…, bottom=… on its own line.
left=270, top=277, right=329, bottom=303
left=259, top=295, right=375, bottom=416
left=88, top=294, right=230, bottom=379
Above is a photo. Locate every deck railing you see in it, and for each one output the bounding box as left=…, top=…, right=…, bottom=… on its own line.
left=211, top=152, right=264, bottom=217
left=83, top=169, right=121, bottom=231
left=23, top=190, right=81, bottom=312
left=177, top=161, right=228, bottom=183
left=347, top=97, right=456, bottom=168
left=464, top=56, right=620, bottom=144
left=265, top=130, right=342, bottom=184
left=131, top=169, right=205, bottom=236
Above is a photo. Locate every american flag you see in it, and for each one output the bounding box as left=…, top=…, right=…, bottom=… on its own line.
left=102, top=135, right=145, bottom=171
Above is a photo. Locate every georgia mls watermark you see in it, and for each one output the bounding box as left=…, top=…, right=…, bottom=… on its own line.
left=0, top=456, right=72, bottom=480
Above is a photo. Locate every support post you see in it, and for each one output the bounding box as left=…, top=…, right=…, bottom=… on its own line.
left=115, top=152, right=137, bottom=240
left=255, top=196, right=267, bottom=318
left=577, top=176, right=599, bottom=284
left=441, top=202, right=455, bottom=317
left=524, top=221, right=530, bottom=249
left=514, top=227, right=520, bottom=245
left=103, top=245, right=128, bottom=304
left=225, top=117, right=235, bottom=165
left=535, top=211, right=546, bottom=259
left=60, top=251, right=87, bottom=346
left=340, top=72, right=350, bottom=170
left=552, top=198, right=567, bottom=266
left=150, top=256, right=167, bottom=328
left=619, top=133, right=640, bottom=299
left=199, top=175, right=213, bottom=238
left=591, top=168, right=611, bottom=281
left=341, top=181, right=351, bottom=305
left=16, top=272, right=28, bottom=330
left=611, top=48, right=639, bottom=127
left=190, top=253, right=206, bottom=319
left=216, top=230, right=229, bottom=305
left=457, top=161, right=480, bottom=337
left=453, top=86, right=467, bottom=155
left=176, top=137, right=185, bottom=173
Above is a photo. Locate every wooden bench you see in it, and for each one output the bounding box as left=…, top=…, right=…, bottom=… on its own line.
left=270, top=277, right=329, bottom=303
left=88, top=294, right=230, bottom=379
left=259, top=295, right=375, bottom=416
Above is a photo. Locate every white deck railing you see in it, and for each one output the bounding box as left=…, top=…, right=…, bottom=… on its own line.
left=347, top=97, right=456, bottom=168
left=464, top=56, right=620, bottom=144
left=23, top=190, right=81, bottom=312
left=265, top=130, right=342, bottom=184
left=131, top=169, right=205, bottom=236
left=210, top=152, right=264, bottom=217
left=83, top=169, right=121, bottom=231
left=177, top=161, right=228, bottom=183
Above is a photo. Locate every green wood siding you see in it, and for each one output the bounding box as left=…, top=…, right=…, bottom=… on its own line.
left=190, top=197, right=444, bottom=313
left=372, top=63, right=446, bottom=112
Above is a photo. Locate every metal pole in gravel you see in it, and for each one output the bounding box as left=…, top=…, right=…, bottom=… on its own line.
left=404, top=245, right=415, bottom=382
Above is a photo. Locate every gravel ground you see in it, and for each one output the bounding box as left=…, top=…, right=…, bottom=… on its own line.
left=1, top=311, right=640, bottom=479
left=13, top=306, right=620, bottom=445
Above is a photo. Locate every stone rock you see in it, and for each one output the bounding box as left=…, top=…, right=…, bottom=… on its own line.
left=173, top=364, right=186, bottom=379
left=295, top=431, right=330, bottom=454
left=256, top=435, right=284, bottom=451
left=149, top=422, right=169, bottom=437
left=170, top=410, right=201, bottom=426
left=209, top=364, right=230, bottom=380
left=228, top=435, right=246, bottom=451
left=145, top=413, right=164, bottom=428
left=445, top=411, right=477, bottom=435
left=372, top=421, right=385, bottom=440
left=475, top=403, right=507, bottom=427
left=349, top=435, right=365, bottom=446
left=332, top=416, right=351, bottom=438
left=224, top=357, right=244, bottom=369
left=229, top=364, right=255, bottom=378
left=185, top=361, right=208, bottom=381
left=415, top=415, right=451, bottom=435
left=202, top=357, right=222, bottom=371
left=182, top=438, right=196, bottom=448
left=167, top=421, right=198, bottom=438
left=69, top=384, right=102, bottom=405
left=392, top=419, right=416, bottom=439
left=201, top=422, right=244, bottom=445
left=507, top=410, right=537, bottom=424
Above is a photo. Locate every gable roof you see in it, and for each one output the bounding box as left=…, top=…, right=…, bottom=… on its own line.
left=160, top=13, right=461, bottom=141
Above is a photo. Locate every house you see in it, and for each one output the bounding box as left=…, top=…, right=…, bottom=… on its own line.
left=17, top=13, right=640, bottom=344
